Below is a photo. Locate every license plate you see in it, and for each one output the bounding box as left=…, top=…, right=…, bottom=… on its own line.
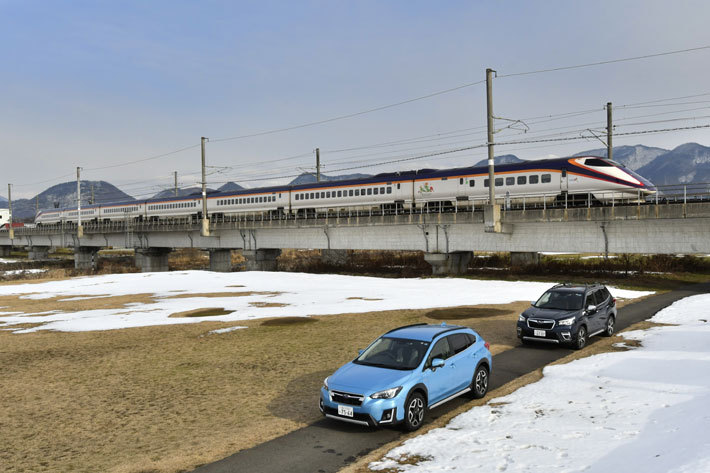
left=534, top=329, right=546, bottom=337
left=338, top=405, right=354, bottom=417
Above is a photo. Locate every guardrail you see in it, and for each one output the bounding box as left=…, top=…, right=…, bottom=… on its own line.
left=3, top=183, right=710, bottom=236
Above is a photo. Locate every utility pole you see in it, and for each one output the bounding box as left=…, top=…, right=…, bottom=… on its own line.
left=77, top=167, right=83, bottom=238
left=606, top=102, right=613, bottom=161
left=174, top=171, right=178, bottom=197
left=90, top=183, right=95, bottom=205
left=315, top=148, right=321, bottom=182
left=200, top=137, right=209, bottom=237
left=36, top=195, right=39, bottom=214
left=484, top=67, right=502, bottom=233
left=7, top=184, right=13, bottom=240
left=486, top=68, right=496, bottom=205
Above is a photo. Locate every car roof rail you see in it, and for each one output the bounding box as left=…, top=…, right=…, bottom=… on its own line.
left=385, top=323, right=428, bottom=334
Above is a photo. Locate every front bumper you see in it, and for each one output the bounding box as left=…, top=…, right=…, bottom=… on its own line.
left=319, top=387, right=402, bottom=427
left=517, top=321, right=576, bottom=344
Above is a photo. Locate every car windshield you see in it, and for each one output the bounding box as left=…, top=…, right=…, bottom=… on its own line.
left=534, top=290, right=584, bottom=310
left=354, top=337, right=430, bottom=370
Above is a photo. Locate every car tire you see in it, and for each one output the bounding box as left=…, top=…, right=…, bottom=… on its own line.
left=471, top=365, right=489, bottom=399
left=603, top=315, right=615, bottom=337
left=403, top=392, right=426, bottom=432
left=574, top=325, right=587, bottom=350
left=520, top=337, right=530, bottom=345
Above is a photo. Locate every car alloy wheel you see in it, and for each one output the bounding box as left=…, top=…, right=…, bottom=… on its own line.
left=575, top=325, right=587, bottom=350
left=472, top=365, right=489, bottom=399
left=604, top=316, right=615, bottom=337
left=404, top=393, right=425, bottom=431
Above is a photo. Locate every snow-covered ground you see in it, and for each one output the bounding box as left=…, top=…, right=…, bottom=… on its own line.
left=371, top=294, right=710, bottom=473
left=0, top=269, right=47, bottom=276
left=0, top=271, right=652, bottom=333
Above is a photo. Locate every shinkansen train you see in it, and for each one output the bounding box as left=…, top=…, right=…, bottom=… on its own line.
left=34, top=156, right=656, bottom=225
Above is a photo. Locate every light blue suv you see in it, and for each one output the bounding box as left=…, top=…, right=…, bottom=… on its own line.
left=319, top=323, right=492, bottom=431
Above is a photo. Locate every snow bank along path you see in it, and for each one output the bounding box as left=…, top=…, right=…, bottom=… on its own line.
left=371, top=293, right=710, bottom=473
left=0, top=271, right=652, bottom=333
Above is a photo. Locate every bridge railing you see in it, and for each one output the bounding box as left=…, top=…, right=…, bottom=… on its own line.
left=3, top=183, right=710, bottom=236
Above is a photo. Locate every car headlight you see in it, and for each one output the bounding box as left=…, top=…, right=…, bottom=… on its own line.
left=323, top=377, right=330, bottom=391
left=518, top=314, right=526, bottom=322
left=370, top=386, right=402, bottom=399
left=558, top=316, right=576, bottom=326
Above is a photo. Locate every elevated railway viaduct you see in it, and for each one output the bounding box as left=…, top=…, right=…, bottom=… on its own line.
left=1, top=201, right=709, bottom=274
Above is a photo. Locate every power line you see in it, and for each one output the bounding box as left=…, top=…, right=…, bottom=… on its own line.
left=209, top=80, right=486, bottom=143
left=497, top=45, right=710, bottom=79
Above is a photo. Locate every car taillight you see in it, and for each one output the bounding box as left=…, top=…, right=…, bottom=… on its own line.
left=484, top=342, right=490, bottom=350
left=612, top=297, right=616, bottom=306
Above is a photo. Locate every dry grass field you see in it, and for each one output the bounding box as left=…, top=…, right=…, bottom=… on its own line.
left=0, top=281, right=551, bottom=473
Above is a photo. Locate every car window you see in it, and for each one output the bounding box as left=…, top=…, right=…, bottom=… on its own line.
left=448, top=333, right=472, bottom=355
left=535, top=290, right=584, bottom=310
left=594, top=289, right=607, bottom=306
left=426, top=337, right=452, bottom=368
left=355, top=337, right=430, bottom=371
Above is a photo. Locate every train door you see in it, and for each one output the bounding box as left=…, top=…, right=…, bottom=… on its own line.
left=560, top=167, right=569, bottom=194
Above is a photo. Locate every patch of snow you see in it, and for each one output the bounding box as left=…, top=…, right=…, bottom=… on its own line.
left=371, top=293, right=710, bottom=473
left=0, top=271, right=653, bottom=333
left=0, top=258, right=20, bottom=264
left=580, top=255, right=618, bottom=260
left=1, top=269, right=47, bottom=276
left=208, top=326, right=247, bottom=335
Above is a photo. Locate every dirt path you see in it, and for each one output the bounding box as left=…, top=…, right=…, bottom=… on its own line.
left=189, top=282, right=710, bottom=473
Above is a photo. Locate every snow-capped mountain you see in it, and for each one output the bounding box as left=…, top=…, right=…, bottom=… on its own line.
left=637, top=143, right=710, bottom=186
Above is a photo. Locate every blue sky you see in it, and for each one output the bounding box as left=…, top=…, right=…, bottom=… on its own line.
left=2, top=0, right=710, bottom=198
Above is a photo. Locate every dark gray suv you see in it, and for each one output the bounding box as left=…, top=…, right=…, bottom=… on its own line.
left=516, top=283, right=617, bottom=349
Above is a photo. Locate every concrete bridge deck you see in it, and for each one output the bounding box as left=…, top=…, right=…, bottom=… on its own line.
left=2, top=201, right=709, bottom=273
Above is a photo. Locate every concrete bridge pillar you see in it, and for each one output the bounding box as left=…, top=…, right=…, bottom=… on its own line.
left=1, top=246, right=12, bottom=257
left=74, top=247, right=100, bottom=270
left=243, top=249, right=281, bottom=271
left=510, top=251, right=540, bottom=267
left=321, top=249, right=349, bottom=266
left=424, top=251, right=472, bottom=276
left=209, top=249, right=233, bottom=272
left=28, top=246, right=50, bottom=261
left=135, top=248, right=171, bottom=272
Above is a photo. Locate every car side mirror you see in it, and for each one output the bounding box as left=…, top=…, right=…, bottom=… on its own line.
left=586, top=304, right=597, bottom=314
left=431, top=358, right=445, bottom=369
left=530, top=301, right=537, bottom=306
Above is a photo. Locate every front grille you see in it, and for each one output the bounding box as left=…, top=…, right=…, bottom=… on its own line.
left=527, top=318, right=555, bottom=330
left=331, top=390, right=364, bottom=406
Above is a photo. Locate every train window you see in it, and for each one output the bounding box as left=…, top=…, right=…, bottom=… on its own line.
left=295, top=194, right=300, bottom=201
left=380, top=187, right=385, bottom=194
left=310, top=192, right=314, bottom=199
left=469, top=180, right=475, bottom=187
left=506, top=177, right=515, bottom=186
left=561, top=169, right=567, bottom=178
left=484, top=179, right=489, bottom=187
left=517, top=176, right=527, bottom=185
left=355, top=189, right=360, bottom=196
left=495, top=178, right=504, bottom=187
left=529, top=175, right=539, bottom=184
left=441, top=177, right=447, bottom=181
left=337, top=190, right=342, bottom=197
left=367, top=188, right=372, bottom=195
left=373, top=188, right=379, bottom=195
left=585, top=158, right=613, bottom=167
left=386, top=187, right=392, bottom=194
left=328, top=191, right=332, bottom=198
left=349, top=189, right=353, bottom=197
left=459, top=178, right=464, bottom=185
left=397, top=183, right=400, bottom=190
left=260, top=197, right=264, bottom=203
left=541, top=174, right=551, bottom=183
